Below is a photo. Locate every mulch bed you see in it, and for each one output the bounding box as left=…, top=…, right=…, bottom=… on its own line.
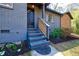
left=49, top=36, right=79, bottom=44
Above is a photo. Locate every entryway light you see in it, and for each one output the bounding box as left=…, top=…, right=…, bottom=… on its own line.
left=32, top=5, right=34, bottom=8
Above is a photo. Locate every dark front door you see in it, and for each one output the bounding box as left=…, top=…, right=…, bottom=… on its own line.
left=27, top=9, right=34, bottom=28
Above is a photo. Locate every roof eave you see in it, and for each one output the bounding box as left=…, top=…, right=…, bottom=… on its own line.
left=46, top=8, right=62, bottom=15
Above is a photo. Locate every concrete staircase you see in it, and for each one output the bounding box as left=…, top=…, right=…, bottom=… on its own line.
left=27, top=28, right=50, bottom=49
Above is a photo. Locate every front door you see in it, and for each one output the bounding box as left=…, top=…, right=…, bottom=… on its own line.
left=27, top=8, right=34, bottom=28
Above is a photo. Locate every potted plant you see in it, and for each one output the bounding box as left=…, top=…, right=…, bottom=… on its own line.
left=0, top=44, right=6, bottom=56
left=5, top=41, right=25, bottom=56
left=50, top=28, right=63, bottom=43
left=5, top=43, right=17, bottom=55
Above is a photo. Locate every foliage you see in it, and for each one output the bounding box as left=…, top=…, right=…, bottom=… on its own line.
left=0, top=47, right=4, bottom=52
left=6, top=43, right=17, bottom=51
left=71, top=9, right=79, bottom=35
left=50, top=28, right=64, bottom=39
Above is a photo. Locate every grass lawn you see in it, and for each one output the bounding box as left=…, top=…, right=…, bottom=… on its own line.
left=52, top=40, right=79, bottom=56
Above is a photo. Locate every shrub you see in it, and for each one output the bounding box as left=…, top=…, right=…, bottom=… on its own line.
left=6, top=43, right=17, bottom=51
left=50, top=28, right=63, bottom=39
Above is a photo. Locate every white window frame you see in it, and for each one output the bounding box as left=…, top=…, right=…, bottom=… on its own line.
left=0, top=3, right=13, bottom=9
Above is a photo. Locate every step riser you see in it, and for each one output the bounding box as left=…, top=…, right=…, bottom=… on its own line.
left=30, top=40, right=50, bottom=47
left=31, top=43, right=50, bottom=49
left=29, top=36, right=46, bottom=40
left=28, top=29, right=39, bottom=31
left=29, top=36, right=45, bottom=39
left=28, top=34, right=43, bottom=37
left=28, top=31, right=40, bottom=33
left=30, top=38, right=45, bottom=42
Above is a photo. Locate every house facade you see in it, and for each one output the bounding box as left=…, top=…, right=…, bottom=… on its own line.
left=0, top=3, right=27, bottom=43
left=0, top=3, right=72, bottom=45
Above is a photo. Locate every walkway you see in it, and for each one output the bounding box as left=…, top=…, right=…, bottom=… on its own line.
left=31, top=45, right=64, bottom=56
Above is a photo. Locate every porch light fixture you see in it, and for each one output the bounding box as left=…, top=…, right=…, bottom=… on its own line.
left=32, top=4, right=34, bottom=8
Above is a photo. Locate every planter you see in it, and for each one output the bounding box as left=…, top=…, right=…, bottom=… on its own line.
left=5, top=43, right=17, bottom=56
left=5, top=42, right=25, bottom=56
left=49, top=35, right=76, bottom=44
left=4, top=40, right=30, bottom=56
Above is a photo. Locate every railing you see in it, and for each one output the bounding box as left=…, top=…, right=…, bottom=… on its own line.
left=38, top=18, right=50, bottom=39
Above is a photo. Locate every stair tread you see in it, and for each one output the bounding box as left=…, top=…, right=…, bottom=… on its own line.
left=29, top=36, right=46, bottom=40
left=28, top=32, right=42, bottom=34
left=28, top=28, right=39, bottom=31
left=28, top=31, right=40, bottom=33
left=28, top=32, right=43, bottom=36
left=30, top=40, right=50, bottom=47
left=29, top=36, right=47, bottom=42
left=27, top=28, right=49, bottom=49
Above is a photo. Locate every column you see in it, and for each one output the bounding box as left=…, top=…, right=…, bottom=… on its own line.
left=42, top=3, right=46, bottom=20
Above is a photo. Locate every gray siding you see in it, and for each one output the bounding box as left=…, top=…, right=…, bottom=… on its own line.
left=46, top=11, right=61, bottom=33
left=0, top=3, right=27, bottom=43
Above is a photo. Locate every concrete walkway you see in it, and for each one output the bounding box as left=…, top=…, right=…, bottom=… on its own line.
left=31, top=45, right=64, bottom=56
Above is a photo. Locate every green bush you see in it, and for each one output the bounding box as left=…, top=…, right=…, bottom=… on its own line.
left=50, top=28, right=63, bottom=39
left=0, top=47, right=4, bottom=52
left=71, top=15, right=79, bottom=35
left=6, top=43, right=17, bottom=51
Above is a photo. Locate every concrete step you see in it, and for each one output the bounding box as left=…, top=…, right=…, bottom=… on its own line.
left=28, top=30, right=40, bottom=33
left=29, top=36, right=47, bottom=42
left=28, top=28, right=39, bottom=31
left=30, top=40, right=50, bottom=49
left=28, top=32, right=43, bottom=36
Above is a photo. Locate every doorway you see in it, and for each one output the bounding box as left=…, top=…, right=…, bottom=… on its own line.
left=27, top=4, right=35, bottom=28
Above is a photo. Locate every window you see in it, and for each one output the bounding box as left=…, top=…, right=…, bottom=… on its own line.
left=0, top=3, right=13, bottom=9
left=48, top=14, right=54, bottom=23
left=51, top=16, right=54, bottom=22
left=48, top=14, right=52, bottom=22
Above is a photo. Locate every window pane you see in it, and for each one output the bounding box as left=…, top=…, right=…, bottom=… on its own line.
left=48, top=14, right=52, bottom=22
